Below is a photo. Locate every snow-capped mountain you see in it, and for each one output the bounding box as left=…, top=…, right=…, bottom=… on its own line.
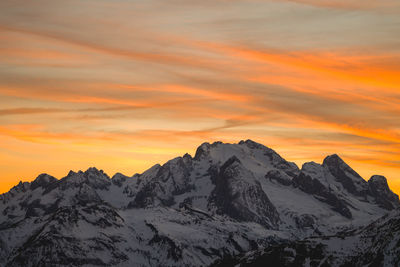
left=213, top=208, right=400, bottom=267
left=0, top=140, right=399, bottom=266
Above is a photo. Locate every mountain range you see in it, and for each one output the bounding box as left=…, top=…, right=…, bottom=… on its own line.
left=1, top=140, right=399, bottom=266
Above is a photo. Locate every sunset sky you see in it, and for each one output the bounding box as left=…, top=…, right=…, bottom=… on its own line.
left=1, top=0, right=400, bottom=194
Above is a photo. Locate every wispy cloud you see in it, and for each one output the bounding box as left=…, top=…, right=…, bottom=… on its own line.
left=282, top=0, right=400, bottom=11
left=0, top=108, right=66, bottom=116
left=0, top=0, right=399, bottom=193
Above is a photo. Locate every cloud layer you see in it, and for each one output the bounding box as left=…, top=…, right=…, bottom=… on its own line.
left=0, top=0, right=399, bottom=193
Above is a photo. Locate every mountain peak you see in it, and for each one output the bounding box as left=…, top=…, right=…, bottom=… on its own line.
left=239, top=139, right=263, bottom=148
left=67, top=170, right=76, bottom=177
left=85, top=166, right=102, bottom=174
left=193, top=141, right=235, bottom=160
left=30, top=173, right=57, bottom=190
left=56, top=167, right=111, bottom=191
left=369, top=175, right=388, bottom=184
left=368, top=175, right=400, bottom=210
left=239, top=139, right=278, bottom=153
left=32, top=173, right=55, bottom=183
left=322, top=154, right=368, bottom=197
left=193, top=142, right=211, bottom=160
left=322, top=154, right=344, bottom=166
left=239, top=139, right=258, bottom=145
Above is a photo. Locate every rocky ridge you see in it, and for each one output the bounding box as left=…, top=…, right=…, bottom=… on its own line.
left=0, top=140, right=399, bottom=266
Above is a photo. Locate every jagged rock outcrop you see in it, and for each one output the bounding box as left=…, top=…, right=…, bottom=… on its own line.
left=265, top=170, right=292, bottom=186
left=323, top=154, right=369, bottom=197
left=129, top=155, right=194, bottom=208
left=292, top=155, right=398, bottom=220
left=293, top=168, right=352, bottom=219
left=29, top=174, right=57, bottom=191
left=368, top=175, right=400, bottom=210
left=209, top=156, right=280, bottom=228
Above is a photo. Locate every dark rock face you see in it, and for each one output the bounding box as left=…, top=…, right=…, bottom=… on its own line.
left=294, top=214, right=316, bottom=229
left=146, top=222, right=183, bottom=262
left=130, top=156, right=194, bottom=208
left=111, top=173, right=128, bottom=187
left=293, top=172, right=352, bottom=219
left=323, top=154, right=368, bottom=197
left=193, top=141, right=224, bottom=161
left=368, top=175, right=400, bottom=210
left=129, top=181, right=176, bottom=208
left=265, top=170, right=292, bottom=186
left=194, top=142, right=211, bottom=161
left=209, top=156, right=280, bottom=228
left=23, top=199, right=46, bottom=218
left=30, top=174, right=57, bottom=191
left=75, top=183, right=103, bottom=204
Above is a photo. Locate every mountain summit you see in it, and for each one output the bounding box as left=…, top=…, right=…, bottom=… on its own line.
left=1, top=140, right=399, bottom=266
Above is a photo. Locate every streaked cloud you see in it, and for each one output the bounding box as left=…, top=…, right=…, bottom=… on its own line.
left=0, top=0, right=399, bottom=194
left=283, top=0, right=400, bottom=10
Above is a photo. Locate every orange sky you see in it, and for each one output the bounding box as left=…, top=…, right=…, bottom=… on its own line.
left=0, top=0, right=400, bottom=194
